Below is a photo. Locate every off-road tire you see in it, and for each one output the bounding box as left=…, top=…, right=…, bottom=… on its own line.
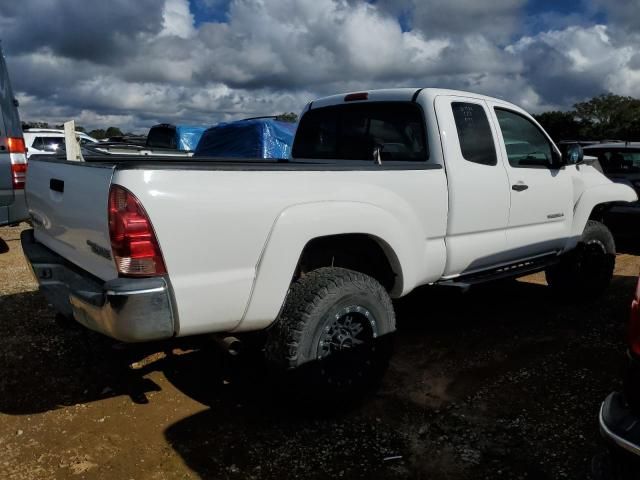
left=265, top=267, right=395, bottom=399
left=546, top=220, right=615, bottom=297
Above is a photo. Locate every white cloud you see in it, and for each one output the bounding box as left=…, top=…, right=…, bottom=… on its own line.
left=161, top=0, right=196, bottom=38
left=4, top=0, right=640, bottom=132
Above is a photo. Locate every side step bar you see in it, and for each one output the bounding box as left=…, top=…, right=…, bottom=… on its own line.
left=437, top=252, right=560, bottom=290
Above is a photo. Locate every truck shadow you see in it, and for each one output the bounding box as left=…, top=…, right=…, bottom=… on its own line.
left=0, top=236, right=9, bottom=254
left=0, top=291, right=167, bottom=414
left=0, top=275, right=635, bottom=416
left=162, top=274, right=637, bottom=479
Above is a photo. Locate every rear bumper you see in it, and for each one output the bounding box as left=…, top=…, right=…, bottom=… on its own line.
left=21, top=229, right=176, bottom=342
left=0, top=190, right=28, bottom=226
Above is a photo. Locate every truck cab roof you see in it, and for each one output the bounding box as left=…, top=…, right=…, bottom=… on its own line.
left=308, top=88, right=524, bottom=114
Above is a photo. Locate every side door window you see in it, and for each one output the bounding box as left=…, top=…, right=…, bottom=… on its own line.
left=451, top=102, right=497, bottom=166
left=31, top=137, right=45, bottom=151
left=494, top=108, right=556, bottom=169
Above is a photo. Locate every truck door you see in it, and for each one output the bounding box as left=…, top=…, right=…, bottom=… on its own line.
left=489, top=105, right=573, bottom=255
left=434, top=95, right=511, bottom=276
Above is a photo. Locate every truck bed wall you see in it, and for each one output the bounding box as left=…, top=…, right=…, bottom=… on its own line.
left=113, top=163, right=449, bottom=335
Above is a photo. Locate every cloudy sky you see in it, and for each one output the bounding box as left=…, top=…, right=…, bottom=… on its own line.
left=1, top=0, right=639, bottom=133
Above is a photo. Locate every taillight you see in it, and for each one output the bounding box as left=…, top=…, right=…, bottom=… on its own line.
left=108, top=185, right=166, bottom=277
left=7, top=137, right=27, bottom=189
left=629, top=277, right=640, bottom=356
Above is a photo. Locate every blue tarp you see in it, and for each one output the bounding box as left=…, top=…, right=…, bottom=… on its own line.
left=194, top=119, right=297, bottom=159
left=176, top=125, right=207, bottom=151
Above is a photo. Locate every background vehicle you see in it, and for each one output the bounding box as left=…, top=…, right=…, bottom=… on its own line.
left=23, top=129, right=98, bottom=158
left=195, top=117, right=296, bottom=159
left=100, top=134, right=147, bottom=146
left=82, top=124, right=207, bottom=158
left=21, top=88, right=637, bottom=396
left=597, top=271, right=640, bottom=479
left=0, top=44, right=28, bottom=227
left=146, top=123, right=206, bottom=151
left=583, top=142, right=640, bottom=240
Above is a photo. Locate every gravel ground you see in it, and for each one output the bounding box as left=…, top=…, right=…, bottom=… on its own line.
left=1, top=223, right=639, bottom=479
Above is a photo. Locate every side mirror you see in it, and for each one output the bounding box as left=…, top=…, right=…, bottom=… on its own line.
left=565, top=144, right=584, bottom=165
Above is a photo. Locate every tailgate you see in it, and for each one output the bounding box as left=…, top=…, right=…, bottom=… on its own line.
left=26, top=158, right=118, bottom=281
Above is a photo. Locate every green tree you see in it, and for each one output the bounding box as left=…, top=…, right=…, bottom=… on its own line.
left=533, top=111, right=582, bottom=142
left=88, top=129, right=106, bottom=139
left=276, top=112, right=298, bottom=123
left=105, top=126, right=124, bottom=138
left=22, top=121, right=50, bottom=130
left=573, top=94, right=640, bottom=140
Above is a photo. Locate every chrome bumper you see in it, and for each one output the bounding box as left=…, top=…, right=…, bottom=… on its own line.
left=21, top=229, right=176, bottom=342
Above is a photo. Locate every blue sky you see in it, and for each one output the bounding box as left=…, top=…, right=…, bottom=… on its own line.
left=190, top=0, right=231, bottom=25
left=1, top=0, right=638, bottom=132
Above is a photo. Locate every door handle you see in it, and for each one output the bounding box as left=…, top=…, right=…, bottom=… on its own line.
left=512, top=184, right=528, bottom=192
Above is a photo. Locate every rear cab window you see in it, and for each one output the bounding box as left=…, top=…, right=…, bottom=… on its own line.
left=451, top=102, right=497, bottom=166
left=292, top=102, right=427, bottom=162
left=147, top=126, right=177, bottom=149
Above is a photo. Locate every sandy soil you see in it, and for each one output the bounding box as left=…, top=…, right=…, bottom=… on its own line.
left=1, top=224, right=638, bottom=479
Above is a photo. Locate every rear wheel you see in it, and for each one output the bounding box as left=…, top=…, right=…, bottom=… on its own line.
left=546, top=220, right=615, bottom=297
left=265, top=267, right=395, bottom=400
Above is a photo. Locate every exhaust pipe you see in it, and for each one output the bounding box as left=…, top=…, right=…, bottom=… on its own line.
left=213, top=335, right=242, bottom=356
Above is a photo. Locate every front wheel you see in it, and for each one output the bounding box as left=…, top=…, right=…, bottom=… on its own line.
left=265, top=267, right=395, bottom=401
left=546, top=220, right=616, bottom=297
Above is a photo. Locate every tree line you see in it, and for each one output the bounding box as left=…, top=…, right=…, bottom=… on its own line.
left=533, top=94, right=640, bottom=142
left=21, top=113, right=298, bottom=141
left=22, top=121, right=125, bottom=140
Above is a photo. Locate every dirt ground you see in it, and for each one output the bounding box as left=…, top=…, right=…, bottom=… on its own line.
left=1, top=224, right=639, bottom=480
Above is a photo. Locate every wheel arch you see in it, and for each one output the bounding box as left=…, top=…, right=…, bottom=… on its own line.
left=235, top=201, right=423, bottom=332
left=569, top=183, right=637, bottom=247
left=296, top=233, right=403, bottom=293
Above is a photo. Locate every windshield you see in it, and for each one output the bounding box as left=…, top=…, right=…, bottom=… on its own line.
left=292, top=102, right=427, bottom=162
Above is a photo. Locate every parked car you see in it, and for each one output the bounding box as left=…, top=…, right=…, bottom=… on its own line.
left=23, top=129, right=98, bottom=158
left=583, top=143, right=640, bottom=239
left=597, top=272, right=640, bottom=478
left=21, top=88, right=637, bottom=397
left=0, top=45, right=28, bottom=227
left=194, top=117, right=296, bottom=159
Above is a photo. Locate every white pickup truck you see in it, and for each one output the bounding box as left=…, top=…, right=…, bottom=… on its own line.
left=22, top=88, right=637, bottom=394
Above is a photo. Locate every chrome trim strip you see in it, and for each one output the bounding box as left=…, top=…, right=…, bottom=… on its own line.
left=105, top=286, right=166, bottom=296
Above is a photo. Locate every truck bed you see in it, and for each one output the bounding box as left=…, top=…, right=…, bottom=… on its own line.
left=25, top=154, right=448, bottom=336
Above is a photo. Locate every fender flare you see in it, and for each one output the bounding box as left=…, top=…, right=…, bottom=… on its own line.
left=569, top=182, right=637, bottom=247
left=235, top=201, right=425, bottom=332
